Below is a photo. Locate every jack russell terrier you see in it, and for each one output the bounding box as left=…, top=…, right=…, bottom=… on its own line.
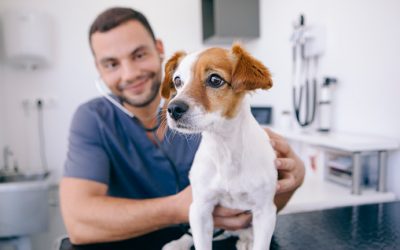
left=161, top=44, right=277, bottom=250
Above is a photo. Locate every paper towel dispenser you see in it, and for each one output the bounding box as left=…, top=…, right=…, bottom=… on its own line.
left=1, top=11, right=52, bottom=70
left=201, top=0, right=260, bottom=44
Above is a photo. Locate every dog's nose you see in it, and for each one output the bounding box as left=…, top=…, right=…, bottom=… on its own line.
left=167, top=101, right=188, bottom=121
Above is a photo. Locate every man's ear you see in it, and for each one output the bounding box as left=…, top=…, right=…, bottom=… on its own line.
left=161, top=51, right=186, bottom=99
left=230, top=43, right=273, bottom=93
left=155, top=39, right=165, bottom=56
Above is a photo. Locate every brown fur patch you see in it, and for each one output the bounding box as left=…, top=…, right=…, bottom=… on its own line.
left=189, top=48, right=246, bottom=119
left=161, top=51, right=186, bottom=99
left=162, top=44, right=273, bottom=120
left=231, top=43, right=273, bottom=92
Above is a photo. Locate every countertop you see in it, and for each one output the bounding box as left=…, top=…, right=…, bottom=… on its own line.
left=61, top=201, right=400, bottom=250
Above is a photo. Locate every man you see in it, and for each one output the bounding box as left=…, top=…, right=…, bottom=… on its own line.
left=60, top=7, right=305, bottom=249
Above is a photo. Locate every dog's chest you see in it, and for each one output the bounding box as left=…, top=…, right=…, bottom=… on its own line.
left=219, top=188, right=256, bottom=210
left=190, top=116, right=277, bottom=210
left=215, top=174, right=272, bottom=210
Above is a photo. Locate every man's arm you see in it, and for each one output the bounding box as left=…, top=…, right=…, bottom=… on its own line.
left=61, top=129, right=305, bottom=245
left=59, top=177, right=190, bottom=245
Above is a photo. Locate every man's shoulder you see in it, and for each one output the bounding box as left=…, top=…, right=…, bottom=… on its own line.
left=70, top=97, right=118, bottom=131
left=76, top=97, right=114, bottom=117
left=79, top=96, right=109, bottom=110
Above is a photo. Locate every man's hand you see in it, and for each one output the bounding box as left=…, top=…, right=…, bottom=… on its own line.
left=172, top=186, right=192, bottom=224
left=213, top=206, right=252, bottom=231
left=265, top=128, right=305, bottom=211
left=174, top=186, right=252, bottom=231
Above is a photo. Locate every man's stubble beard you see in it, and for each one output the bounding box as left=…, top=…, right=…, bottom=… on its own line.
left=120, top=73, right=161, bottom=108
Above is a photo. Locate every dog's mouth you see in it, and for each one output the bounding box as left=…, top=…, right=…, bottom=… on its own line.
left=171, top=120, right=203, bottom=134
left=166, top=113, right=206, bottom=134
left=166, top=102, right=217, bottom=134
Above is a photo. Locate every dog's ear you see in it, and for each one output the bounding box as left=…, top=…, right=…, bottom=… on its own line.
left=161, top=51, right=186, bottom=99
left=230, top=43, right=273, bottom=92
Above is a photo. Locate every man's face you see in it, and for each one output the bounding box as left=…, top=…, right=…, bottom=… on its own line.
left=91, top=20, right=164, bottom=107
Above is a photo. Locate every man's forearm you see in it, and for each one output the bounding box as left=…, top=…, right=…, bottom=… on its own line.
left=64, top=194, right=183, bottom=244
left=60, top=178, right=192, bottom=245
left=73, top=197, right=181, bottom=243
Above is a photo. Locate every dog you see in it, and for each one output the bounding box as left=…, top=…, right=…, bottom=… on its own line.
left=161, top=44, right=277, bottom=250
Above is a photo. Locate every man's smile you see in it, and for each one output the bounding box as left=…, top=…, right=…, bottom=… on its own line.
left=120, top=73, right=153, bottom=94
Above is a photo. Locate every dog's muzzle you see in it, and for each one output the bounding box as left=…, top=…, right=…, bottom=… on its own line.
left=167, top=100, right=189, bottom=121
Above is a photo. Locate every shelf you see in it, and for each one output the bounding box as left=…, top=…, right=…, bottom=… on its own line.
left=280, top=175, right=397, bottom=214
left=266, top=127, right=399, bottom=210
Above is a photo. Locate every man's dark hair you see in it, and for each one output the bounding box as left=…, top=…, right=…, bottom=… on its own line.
left=89, top=7, right=156, bottom=46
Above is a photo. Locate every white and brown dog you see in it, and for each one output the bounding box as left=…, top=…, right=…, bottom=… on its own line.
left=161, top=44, right=277, bottom=250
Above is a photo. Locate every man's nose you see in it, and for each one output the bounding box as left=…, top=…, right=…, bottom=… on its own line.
left=167, top=100, right=189, bottom=121
left=121, top=60, right=140, bottom=82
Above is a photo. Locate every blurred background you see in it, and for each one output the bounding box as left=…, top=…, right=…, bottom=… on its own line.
left=0, top=0, right=399, bottom=249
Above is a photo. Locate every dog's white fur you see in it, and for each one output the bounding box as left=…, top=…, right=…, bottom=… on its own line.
left=162, top=45, right=277, bottom=250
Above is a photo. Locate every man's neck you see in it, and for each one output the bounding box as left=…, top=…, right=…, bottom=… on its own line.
left=123, top=95, right=161, bottom=129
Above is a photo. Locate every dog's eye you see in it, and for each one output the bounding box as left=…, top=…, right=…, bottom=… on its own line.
left=206, top=74, right=225, bottom=88
left=173, top=76, right=183, bottom=88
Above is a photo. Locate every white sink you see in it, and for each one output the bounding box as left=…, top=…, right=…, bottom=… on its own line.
left=0, top=172, right=50, bottom=237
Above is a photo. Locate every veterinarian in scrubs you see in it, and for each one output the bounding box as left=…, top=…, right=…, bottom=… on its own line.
left=60, top=7, right=305, bottom=249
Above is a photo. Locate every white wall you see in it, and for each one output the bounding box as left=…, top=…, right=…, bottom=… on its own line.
left=0, top=0, right=205, bottom=179
left=0, top=64, right=5, bottom=157
left=0, top=0, right=399, bottom=194
left=0, top=13, right=5, bottom=160
left=248, top=0, right=400, bottom=195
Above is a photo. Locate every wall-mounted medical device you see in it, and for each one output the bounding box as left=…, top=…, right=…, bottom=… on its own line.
left=291, top=14, right=326, bottom=128
left=318, top=77, right=337, bottom=132
left=1, top=11, right=52, bottom=70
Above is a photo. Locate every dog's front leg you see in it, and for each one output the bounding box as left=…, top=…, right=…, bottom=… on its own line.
left=252, top=203, right=277, bottom=250
left=189, top=200, right=216, bottom=250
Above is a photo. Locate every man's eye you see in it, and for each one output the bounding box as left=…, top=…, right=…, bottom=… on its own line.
left=206, top=74, right=225, bottom=88
left=173, top=76, right=183, bottom=88
left=135, top=51, right=147, bottom=60
left=104, top=61, right=118, bottom=70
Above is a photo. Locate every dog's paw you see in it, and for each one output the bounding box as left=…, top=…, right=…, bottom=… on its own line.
left=162, top=234, right=193, bottom=250
left=236, top=239, right=253, bottom=250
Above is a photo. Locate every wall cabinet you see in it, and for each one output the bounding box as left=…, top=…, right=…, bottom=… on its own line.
left=201, top=0, right=260, bottom=44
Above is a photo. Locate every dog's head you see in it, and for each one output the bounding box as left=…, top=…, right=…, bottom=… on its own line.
left=161, top=43, right=272, bottom=134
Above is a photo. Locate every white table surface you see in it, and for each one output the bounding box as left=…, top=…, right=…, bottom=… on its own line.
left=280, top=174, right=397, bottom=214
left=270, top=128, right=399, bottom=152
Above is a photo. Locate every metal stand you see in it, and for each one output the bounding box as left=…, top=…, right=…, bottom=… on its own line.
left=352, top=150, right=388, bottom=195
left=377, top=151, right=387, bottom=192
left=351, top=152, right=362, bottom=195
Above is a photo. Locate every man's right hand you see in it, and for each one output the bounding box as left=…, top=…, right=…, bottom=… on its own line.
left=171, top=186, right=192, bottom=223
left=213, top=206, right=252, bottom=231
left=174, top=186, right=252, bottom=231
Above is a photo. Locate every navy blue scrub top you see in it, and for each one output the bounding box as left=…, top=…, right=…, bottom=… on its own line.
left=64, top=97, right=201, bottom=199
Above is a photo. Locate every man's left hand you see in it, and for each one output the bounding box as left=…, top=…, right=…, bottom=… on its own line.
left=266, top=128, right=305, bottom=193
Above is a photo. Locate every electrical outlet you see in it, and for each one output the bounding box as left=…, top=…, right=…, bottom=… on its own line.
left=21, top=97, right=56, bottom=109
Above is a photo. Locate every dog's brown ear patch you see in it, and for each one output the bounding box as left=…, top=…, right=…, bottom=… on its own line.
left=161, top=51, right=186, bottom=99
left=230, top=43, right=273, bottom=92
